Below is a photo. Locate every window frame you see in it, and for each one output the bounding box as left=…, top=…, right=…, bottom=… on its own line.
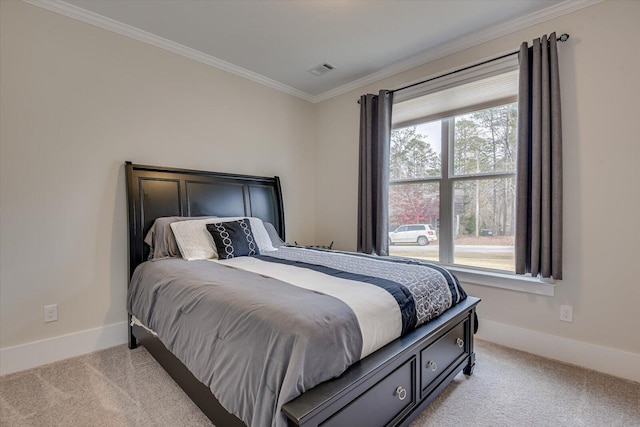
left=389, top=57, right=555, bottom=295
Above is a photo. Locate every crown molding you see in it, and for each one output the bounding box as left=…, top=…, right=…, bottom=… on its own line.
left=23, top=0, right=602, bottom=104
left=21, top=0, right=316, bottom=102
left=310, top=0, right=603, bottom=103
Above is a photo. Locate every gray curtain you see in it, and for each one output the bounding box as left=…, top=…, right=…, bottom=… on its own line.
left=515, top=33, right=563, bottom=279
left=357, top=90, right=393, bottom=256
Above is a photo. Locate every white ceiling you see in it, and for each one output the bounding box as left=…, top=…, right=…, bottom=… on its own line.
left=32, top=0, right=596, bottom=102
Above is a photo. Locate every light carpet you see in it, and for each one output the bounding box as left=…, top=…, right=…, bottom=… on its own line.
left=1, top=340, right=638, bottom=426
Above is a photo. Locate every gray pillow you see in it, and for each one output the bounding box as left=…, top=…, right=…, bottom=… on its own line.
left=263, top=222, right=285, bottom=248
left=144, top=216, right=217, bottom=260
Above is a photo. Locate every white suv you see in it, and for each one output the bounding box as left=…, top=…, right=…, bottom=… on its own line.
left=389, top=224, right=438, bottom=246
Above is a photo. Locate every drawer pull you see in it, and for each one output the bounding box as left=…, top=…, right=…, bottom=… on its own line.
left=456, top=338, right=464, bottom=348
left=395, top=386, right=407, bottom=401
left=427, top=360, right=437, bottom=372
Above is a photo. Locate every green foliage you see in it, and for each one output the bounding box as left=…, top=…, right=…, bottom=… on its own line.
left=459, top=214, right=476, bottom=236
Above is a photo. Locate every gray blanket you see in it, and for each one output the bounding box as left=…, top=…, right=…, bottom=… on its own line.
left=128, top=258, right=362, bottom=427
left=128, top=248, right=467, bottom=427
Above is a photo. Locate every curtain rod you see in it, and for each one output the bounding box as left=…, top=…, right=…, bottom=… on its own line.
left=387, top=33, right=569, bottom=96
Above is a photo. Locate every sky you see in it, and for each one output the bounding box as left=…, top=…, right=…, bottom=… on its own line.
left=414, top=120, right=441, bottom=155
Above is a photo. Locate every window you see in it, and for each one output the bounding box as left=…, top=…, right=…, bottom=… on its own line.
left=389, top=57, right=519, bottom=273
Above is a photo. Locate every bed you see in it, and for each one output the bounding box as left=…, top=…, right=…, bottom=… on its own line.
left=125, top=162, right=480, bottom=427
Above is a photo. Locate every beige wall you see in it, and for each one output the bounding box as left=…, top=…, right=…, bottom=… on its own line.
left=0, top=1, right=317, bottom=348
left=314, top=0, right=640, bottom=354
left=2, top=0, right=639, bottom=362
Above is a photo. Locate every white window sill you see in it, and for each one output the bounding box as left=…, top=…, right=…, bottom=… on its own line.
left=444, top=265, right=556, bottom=296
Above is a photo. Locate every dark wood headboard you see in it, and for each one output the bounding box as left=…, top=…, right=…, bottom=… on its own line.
left=125, top=162, right=285, bottom=279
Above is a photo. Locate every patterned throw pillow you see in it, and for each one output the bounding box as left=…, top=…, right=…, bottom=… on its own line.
left=206, top=219, right=260, bottom=260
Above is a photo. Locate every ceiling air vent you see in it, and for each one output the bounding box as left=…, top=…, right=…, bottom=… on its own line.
left=308, top=63, right=335, bottom=76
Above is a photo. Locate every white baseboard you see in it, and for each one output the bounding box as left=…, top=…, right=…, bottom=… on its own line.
left=476, top=318, right=640, bottom=383
left=0, top=321, right=128, bottom=376
left=2, top=318, right=638, bottom=384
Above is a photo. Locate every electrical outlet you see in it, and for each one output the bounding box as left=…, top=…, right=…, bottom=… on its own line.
left=44, top=304, right=58, bottom=323
left=559, top=304, right=573, bottom=322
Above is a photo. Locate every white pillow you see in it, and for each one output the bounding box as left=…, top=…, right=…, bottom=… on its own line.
left=170, top=217, right=276, bottom=260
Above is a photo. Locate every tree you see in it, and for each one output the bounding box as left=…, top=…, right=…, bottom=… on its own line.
left=389, top=127, right=440, bottom=228
left=390, top=127, right=440, bottom=180
left=453, top=118, right=484, bottom=175
left=389, top=183, right=439, bottom=230
left=389, top=104, right=517, bottom=237
left=452, top=104, right=517, bottom=237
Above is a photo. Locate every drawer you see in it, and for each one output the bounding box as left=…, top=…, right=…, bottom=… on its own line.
left=420, top=319, right=467, bottom=394
left=320, top=358, right=415, bottom=427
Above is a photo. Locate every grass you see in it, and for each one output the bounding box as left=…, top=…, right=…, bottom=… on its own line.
left=451, top=252, right=514, bottom=271
left=389, top=235, right=515, bottom=271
